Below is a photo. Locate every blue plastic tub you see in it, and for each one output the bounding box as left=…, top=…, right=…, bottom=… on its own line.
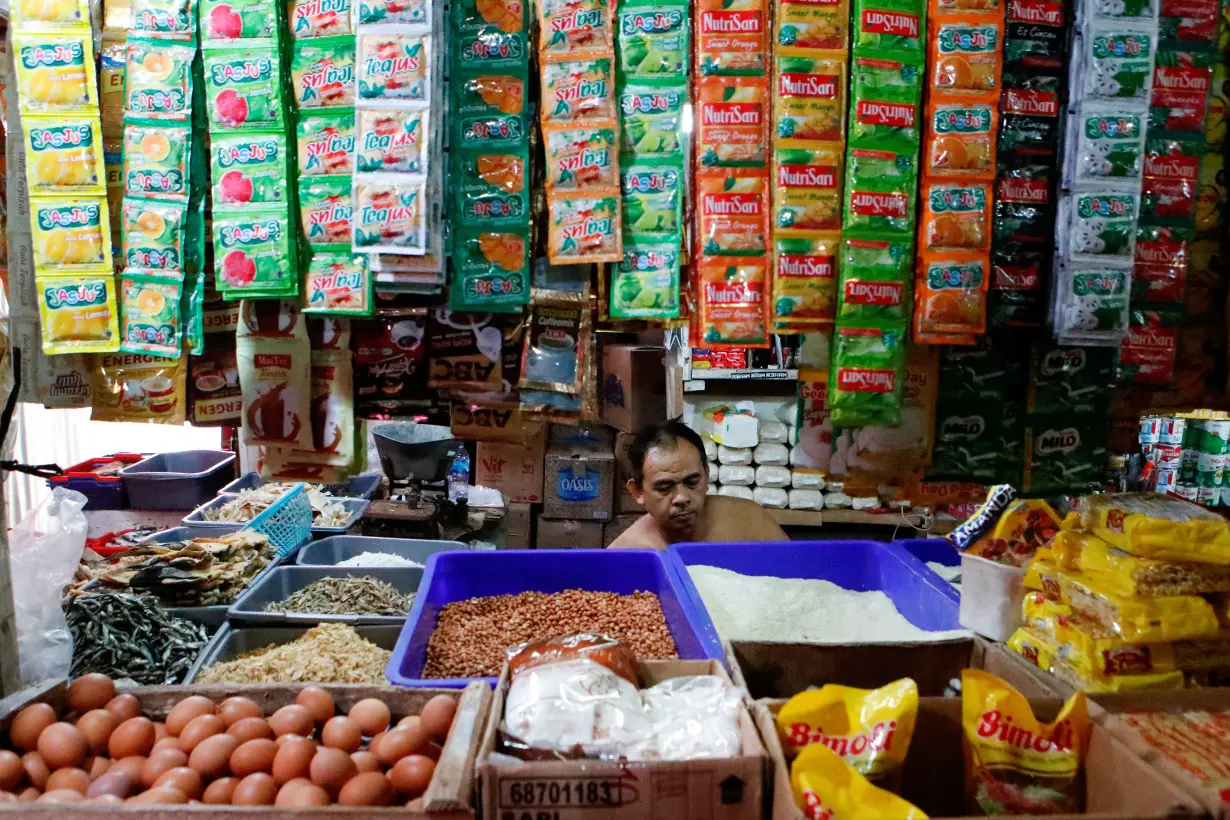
left=121, top=450, right=236, bottom=510
left=48, top=453, right=145, bottom=509
left=386, top=549, right=722, bottom=688
left=222, top=471, right=384, bottom=500
left=667, top=540, right=962, bottom=648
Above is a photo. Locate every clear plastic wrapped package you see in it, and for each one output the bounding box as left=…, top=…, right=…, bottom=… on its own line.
left=624, top=675, right=743, bottom=761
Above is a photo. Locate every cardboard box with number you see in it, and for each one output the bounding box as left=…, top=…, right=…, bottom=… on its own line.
left=479, top=659, right=766, bottom=820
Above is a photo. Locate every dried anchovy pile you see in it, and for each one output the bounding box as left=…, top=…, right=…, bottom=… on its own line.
left=204, top=486, right=351, bottom=527
left=66, top=593, right=210, bottom=685
left=69, top=530, right=274, bottom=606
left=197, top=623, right=391, bottom=684
left=265, top=575, right=413, bottom=616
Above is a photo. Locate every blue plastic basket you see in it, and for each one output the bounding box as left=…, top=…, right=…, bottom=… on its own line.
left=666, top=540, right=961, bottom=648
left=247, top=484, right=313, bottom=557
left=386, top=549, right=723, bottom=688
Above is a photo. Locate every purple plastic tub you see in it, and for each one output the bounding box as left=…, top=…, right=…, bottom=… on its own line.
left=666, top=540, right=961, bottom=648
left=385, top=549, right=722, bottom=688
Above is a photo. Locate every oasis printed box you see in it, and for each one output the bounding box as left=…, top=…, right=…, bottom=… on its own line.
left=542, top=443, right=615, bottom=521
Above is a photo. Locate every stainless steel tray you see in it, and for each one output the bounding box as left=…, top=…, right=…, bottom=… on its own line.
left=184, top=623, right=404, bottom=684
left=226, top=565, right=421, bottom=625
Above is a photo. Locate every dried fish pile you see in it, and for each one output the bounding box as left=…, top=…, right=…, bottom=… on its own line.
left=66, top=594, right=210, bottom=685
left=204, top=486, right=351, bottom=527
left=196, top=623, right=391, bottom=684
left=265, top=575, right=413, bottom=616
left=69, top=530, right=274, bottom=606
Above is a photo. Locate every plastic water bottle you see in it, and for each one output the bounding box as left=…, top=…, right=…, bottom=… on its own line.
left=447, top=448, right=470, bottom=502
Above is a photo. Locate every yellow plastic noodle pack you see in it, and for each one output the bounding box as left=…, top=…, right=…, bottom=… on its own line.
left=91, top=351, right=188, bottom=423
left=1006, top=627, right=1059, bottom=674
left=1076, top=534, right=1230, bottom=597
left=14, top=32, right=98, bottom=113
left=11, top=0, right=89, bottom=28
left=1008, top=628, right=1185, bottom=693
left=961, top=670, right=1090, bottom=816
left=1056, top=569, right=1220, bottom=643
left=30, top=195, right=113, bottom=271
left=776, top=678, right=919, bottom=784
left=1078, top=493, right=1230, bottom=564
left=790, top=744, right=928, bottom=820
left=35, top=271, right=121, bottom=354
left=23, top=115, right=105, bottom=194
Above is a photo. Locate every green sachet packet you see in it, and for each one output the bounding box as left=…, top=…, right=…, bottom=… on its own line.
left=202, top=43, right=286, bottom=130
left=212, top=205, right=296, bottom=295
left=828, top=324, right=906, bottom=427
left=211, top=131, right=289, bottom=205
left=620, top=157, right=683, bottom=236
left=609, top=234, right=682, bottom=318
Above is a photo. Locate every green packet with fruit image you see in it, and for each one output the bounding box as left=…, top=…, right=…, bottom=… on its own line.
left=620, top=157, right=682, bottom=236
left=619, top=80, right=686, bottom=158
left=210, top=131, right=289, bottom=205
left=201, top=0, right=280, bottom=39
left=847, top=55, right=922, bottom=148
left=303, top=251, right=372, bottom=316
left=837, top=234, right=913, bottom=325
left=119, top=272, right=182, bottom=358
left=449, top=225, right=531, bottom=311
left=828, top=323, right=906, bottom=427
left=121, top=196, right=187, bottom=275
left=203, top=43, right=286, bottom=131
left=212, top=205, right=297, bottom=298
left=843, top=144, right=919, bottom=235
left=609, top=234, right=682, bottom=319
left=298, top=175, right=353, bottom=249
left=123, top=119, right=191, bottom=201
left=616, top=0, right=689, bottom=82
left=454, top=147, right=530, bottom=228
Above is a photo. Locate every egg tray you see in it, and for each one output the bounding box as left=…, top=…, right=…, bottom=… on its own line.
left=0, top=677, right=491, bottom=817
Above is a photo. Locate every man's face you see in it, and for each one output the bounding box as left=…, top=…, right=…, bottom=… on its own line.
left=629, top=441, right=708, bottom=540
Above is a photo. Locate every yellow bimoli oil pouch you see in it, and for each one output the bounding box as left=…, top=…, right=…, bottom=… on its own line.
left=791, top=743, right=928, bottom=820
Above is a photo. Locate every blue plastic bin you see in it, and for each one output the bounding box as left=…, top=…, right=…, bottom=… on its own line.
left=386, top=549, right=722, bottom=688
left=222, top=471, right=384, bottom=500
left=48, top=453, right=145, bottom=509
left=121, top=450, right=236, bottom=510
left=667, top=540, right=962, bottom=649
left=895, top=538, right=961, bottom=592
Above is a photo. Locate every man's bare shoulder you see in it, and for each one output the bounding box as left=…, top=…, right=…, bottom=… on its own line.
left=702, top=495, right=789, bottom=541
left=608, top=514, right=668, bottom=550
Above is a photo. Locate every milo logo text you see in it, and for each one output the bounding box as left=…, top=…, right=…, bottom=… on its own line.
left=942, top=416, right=986, bottom=439
left=1041, top=348, right=1085, bottom=376
left=844, top=280, right=902, bottom=305
left=861, top=10, right=919, bottom=38
left=1037, top=428, right=1081, bottom=456
left=211, top=58, right=274, bottom=85
left=218, top=139, right=280, bottom=168
left=220, top=220, right=281, bottom=246
left=622, top=8, right=683, bottom=33
left=837, top=368, right=896, bottom=392
left=22, top=43, right=84, bottom=68
left=45, top=281, right=106, bottom=309
left=29, top=124, right=92, bottom=150
left=37, top=203, right=99, bottom=230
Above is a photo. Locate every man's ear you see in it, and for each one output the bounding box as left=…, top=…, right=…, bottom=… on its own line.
left=627, top=478, right=644, bottom=505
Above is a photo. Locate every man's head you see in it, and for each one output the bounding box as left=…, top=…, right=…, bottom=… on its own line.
left=627, top=421, right=709, bottom=540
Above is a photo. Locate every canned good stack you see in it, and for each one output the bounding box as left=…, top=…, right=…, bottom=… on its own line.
left=1176, top=418, right=1230, bottom=506
left=1140, top=414, right=1185, bottom=494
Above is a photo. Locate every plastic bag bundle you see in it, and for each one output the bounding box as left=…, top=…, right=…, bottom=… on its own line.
left=718, top=445, right=754, bottom=465
left=718, top=465, right=755, bottom=486
left=824, top=491, right=853, bottom=508
left=719, top=485, right=755, bottom=500
left=753, top=442, right=789, bottom=465
left=790, top=488, right=825, bottom=509
left=792, top=469, right=826, bottom=489
left=755, top=465, right=791, bottom=488
left=753, top=486, right=789, bottom=508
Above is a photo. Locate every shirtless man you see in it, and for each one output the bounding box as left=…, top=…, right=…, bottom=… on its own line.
left=609, top=420, right=788, bottom=550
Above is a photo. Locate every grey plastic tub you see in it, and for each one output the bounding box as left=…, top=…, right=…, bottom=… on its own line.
left=184, top=494, right=369, bottom=535
left=184, top=623, right=404, bottom=684
left=295, top=535, right=467, bottom=566
left=227, top=565, right=421, bottom=625
left=222, top=471, right=384, bottom=500
left=121, top=450, right=236, bottom=511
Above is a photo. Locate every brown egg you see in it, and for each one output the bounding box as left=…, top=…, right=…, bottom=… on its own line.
left=271, top=738, right=317, bottom=784
left=376, top=726, right=423, bottom=766
left=37, top=788, right=85, bottom=803
left=76, top=709, right=119, bottom=756
left=232, top=772, right=278, bottom=805
left=177, top=713, right=225, bottom=753
left=152, top=722, right=169, bottom=741
left=108, top=755, right=146, bottom=783
left=269, top=705, right=314, bottom=738
left=38, top=722, right=88, bottom=770
left=202, top=776, right=239, bottom=805
left=369, top=730, right=387, bottom=758
left=11, top=703, right=56, bottom=752
left=228, top=717, right=274, bottom=744
left=351, top=750, right=380, bottom=773
left=153, top=766, right=203, bottom=799
left=276, top=779, right=331, bottom=807
left=390, top=754, right=435, bottom=796
left=84, top=755, right=111, bottom=780
left=151, top=737, right=182, bottom=754
left=21, top=751, right=50, bottom=789
left=45, top=767, right=89, bottom=794
left=140, top=748, right=188, bottom=787
left=218, top=697, right=263, bottom=727
left=165, top=696, right=216, bottom=737
left=187, top=733, right=239, bottom=780
left=275, top=733, right=305, bottom=746
left=339, top=771, right=394, bottom=806
left=230, top=738, right=278, bottom=778
left=0, top=749, right=23, bottom=791
left=421, top=741, right=442, bottom=761
left=104, top=694, right=141, bottom=723
left=17, top=787, right=40, bottom=802
left=398, top=715, right=422, bottom=731
left=295, top=687, right=335, bottom=724
left=127, top=787, right=187, bottom=804
left=86, top=769, right=135, bottom=799
left=420, top=695, right=458, bottom=740
left=348, top=699, right=390, bottom=736
left=309, top=747, right=357, bottom=793
left=68, top=674, right=116, bottom=715
left=108, top=717, right=155, bottom=759
left=321, top=716, right=363, bottom=753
